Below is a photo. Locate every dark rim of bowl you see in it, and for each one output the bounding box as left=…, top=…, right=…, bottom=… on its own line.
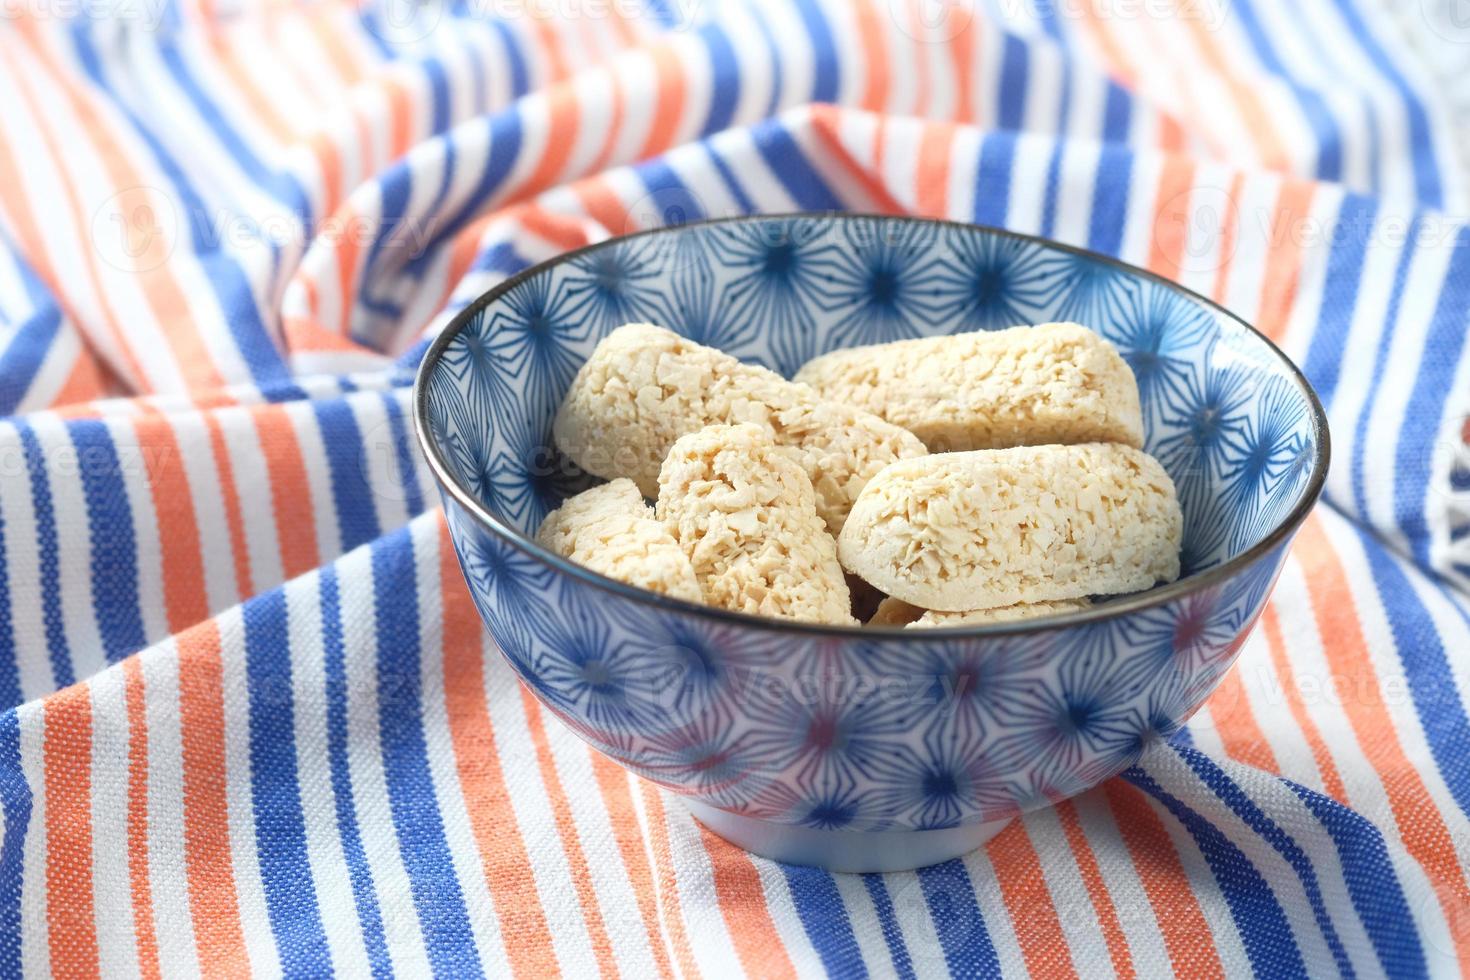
left=413, top=212, right=1331, bottom=639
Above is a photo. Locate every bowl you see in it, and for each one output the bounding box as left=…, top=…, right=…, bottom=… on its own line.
left=414, top=213, right=1329, bottom=873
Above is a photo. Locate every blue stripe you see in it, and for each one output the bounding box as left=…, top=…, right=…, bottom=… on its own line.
left=1230, top=0, right=1343, bottom=182
left=404, top=110, right=524, bottom=278
left=699, top=23, right=740, bottom=136
left=0, top=490, right=16, bottom=710
left=783, top=866, right=866, bottom=976
left=861, top=875, right=916, bottom=980
left=74, top=28, right=293, bottom=384
left=1300, top=194, right=1375, bottom=404
left=1175, top=746, right=1354, bottom=977
left=70, top=420, right=146, bottom=662
left=636, top=160, right=709, bottom=224
left=0, top=248, right=60, bottom=416
left=155, top=41, right=313, bottom=224
left=1351, top=524, right=1470, bottom=819
left=1088, top=141, right=1132, bottom=257
left=371, top=530, right=483, bottom=976
left=917, top=859, right=1002, bottom=978
left=489, top=18, right=530, bottom=99
left=752, top=125, right=844, bottom=211
left=314, top=399, right=382, bottom=553
left=1350, top=214, right=1420, bottom=521
left=382, top=393, right=426, bottom=517
left=1101, top=82, right=1133, bottom=145
left=706, top=144, right=756, bottom=215
left=0, top=711, right=30, bottom=978
left=1397, top=227, right=1470, bottom=568
left=1328, top=0, right=1442, bottom=208
left=797, top=0, right=839, bottom=103
left=243, top=588, right=333, bottom=975
left=1287, top=782, right=1427, bottom=979
left=16, top=423, right=70, bottom=688
left=1039, top=86, right=1071, bottom=239
left=997, top=34, right=1028, bottom=132
left=320, top=567, right=394, bottom=978
left=1126, top=767, right=1308, bottom=978
left=973, top=131, right=1017, bottom=227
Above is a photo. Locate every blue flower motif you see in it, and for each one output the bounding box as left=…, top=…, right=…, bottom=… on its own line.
left=864, top=721, right=1017, bottom=829
left=749, top=771, right=869, bottom=830
left=558, top=237, right=672, bottom=336
left=739, top=666, right=920, bottom=784
left=1103, top=282, right=1216, bottom=426
left=711, top=218, right=844, bottom=374
left=927, top=231, right=1072, bottom=331
left=478, top=274, right=593, bottom=431
left=819, top=220, right=946, bottom=349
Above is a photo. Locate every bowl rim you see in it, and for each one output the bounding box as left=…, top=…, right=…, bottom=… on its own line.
left=413, top=212, right=1331, bottom=639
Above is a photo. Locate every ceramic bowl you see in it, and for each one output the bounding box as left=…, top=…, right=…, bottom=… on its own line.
left=414, top=214, right=1329, bottom=872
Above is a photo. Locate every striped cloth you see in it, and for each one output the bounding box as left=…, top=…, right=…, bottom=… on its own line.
left=0, top=0, right=1468, bottom=975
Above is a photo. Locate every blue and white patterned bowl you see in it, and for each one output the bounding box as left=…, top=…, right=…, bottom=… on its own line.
left=414, top=214, right=1329, bottom=872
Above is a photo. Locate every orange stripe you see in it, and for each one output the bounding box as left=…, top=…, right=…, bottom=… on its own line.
left=949, top=11, right=976, bottom=124
left=1295, top=515, right=1470, bottom=965
left=206, top=26, right=298, bottom=144
left=122, top=657, right=162, bottom=980
left=1207, top=666, right=1280, bottom=774
left=640, top=45, right=686, bottom=161
left=1255, top=180, right=1315, bottom=343
left=176, top=622, right=251, bottom=976
left=131, top=410, right=211, bottom=632
left=1102, top=780, right=1225, bottom=978
left=588, top=753, right=676, bottom=979
left=14, top=27, right=226, bottom=392
left=574, top=177, right=632, bottom=234
left=436, top=523, right=561, bottom=978
left=1175, top=3, right=1289, bottom=172
left=50, top=348, right=110, bottom=410
left=1261, top=604, right=1347, bottom=801
left=806, top=106, right=905, bottom=214
left=333, top=204, right=364, bottom=337
left=916, top=121, right=954, bottom=218
left=854, top=1, right=890, bottom=113
left=204, top=413, right=254, bottom=600
left=1147, top=158, right=1197, bottom=280
left=254, top=404, right=320, bottom=580
left=1210, top=173, right=1244, bottom=304
left=44, top=684, right=101, bottom=977
left=515, top=204, right=595, bottom=250
left=1056, top=800, right=1135, bottom=980
left=638, top=782, right=701, bottom=980
left=519, top=688, right=622, bottom=978
left=694, top=823, right=798, bottom=980
left=986, top=822, right=1079, bottom=979
left=0, top=38, right=149, bottom=389
left=524, top=83, right=581, bottom=199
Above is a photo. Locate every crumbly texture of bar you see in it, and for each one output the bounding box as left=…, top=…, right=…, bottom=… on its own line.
left=552, top=323, right=926, bottom=532
left=655, top=424, right=856, bottom=625
left=793, top=323, right=1144, bottom=452
left=867, top=596, right=1092, bottom=627
left=535, top=479, right=703, bottom=603
left=838, top=444, right=1181, bottom=611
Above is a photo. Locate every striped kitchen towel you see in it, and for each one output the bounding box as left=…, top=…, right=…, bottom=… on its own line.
left=0, top=0, right=1468, bottom=975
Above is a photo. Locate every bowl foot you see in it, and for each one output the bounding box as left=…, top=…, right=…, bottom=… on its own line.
left=683, top=799, right=1012, bottom=873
